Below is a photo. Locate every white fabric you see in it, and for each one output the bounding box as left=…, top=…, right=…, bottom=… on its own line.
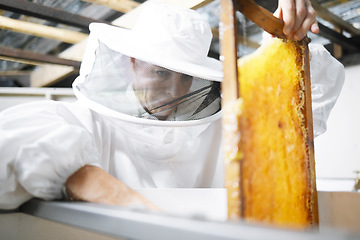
left=0, top=102, right=101, bottom=209
left=73, top=37, right=222, bottom=124
left=87, top=2, right=223, bottom=81
left=0, top=101, right=223, bottom=210
left=0, top=43, right=344, bottom=210
left=309, top=44, right=345, bottom=137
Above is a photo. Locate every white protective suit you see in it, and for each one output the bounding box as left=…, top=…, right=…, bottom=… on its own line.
left=0, top=5, right=345, bottom=210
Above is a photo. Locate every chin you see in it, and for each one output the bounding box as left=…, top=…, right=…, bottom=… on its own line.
left=152, top=110, right=172, bottom=121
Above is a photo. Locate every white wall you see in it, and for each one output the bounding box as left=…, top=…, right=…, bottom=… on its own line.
left=315, top=65, right=360, bottom=190
left=0, top=87, right=76, bottom=112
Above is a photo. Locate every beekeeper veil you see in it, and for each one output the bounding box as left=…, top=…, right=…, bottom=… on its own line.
left=73, top=3, right=223, bottom=125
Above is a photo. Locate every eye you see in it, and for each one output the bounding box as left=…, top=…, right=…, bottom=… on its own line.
left=181, top=74, right=193, bottom=83
left=155, top=70, right=170, bottom=78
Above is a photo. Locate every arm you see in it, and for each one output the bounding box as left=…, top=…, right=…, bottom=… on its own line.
left=0, top=101, right=157, bottom=210
left=0, top=101, right=101, bottom=210
left=66, top=165, right=159, bottom=210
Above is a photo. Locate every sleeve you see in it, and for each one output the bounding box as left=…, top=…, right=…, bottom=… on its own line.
left=0, top=101, right=101, bottom=210
left=309, top=44, right=345, bottom=137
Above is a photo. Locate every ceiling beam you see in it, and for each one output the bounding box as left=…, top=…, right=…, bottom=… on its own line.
left=0, top=46, right=81, bottom=68
left=81, top=0, right=140, bottom=13
left=191, top=0, right=215, bottom=10
left=0, top=15, right=88, bottom=44
left=311, top=0, right=360, bottom=36
left=30, top=0, right=214, bottom=87
left=0, top=70, right=31, bottom=76
left=31, top=39, right=87, bottom=87
left=212, top=28, right=260, bottom=49
left=318, top=22, right=360, bottom=52
left=0, top=0, right=109, bottom=32
left=339, top=52, right=360, bottom=67
left=82, top=0, right=213, bottom=15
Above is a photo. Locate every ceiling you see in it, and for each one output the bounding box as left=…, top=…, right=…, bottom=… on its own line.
left=0, top=0, right=359, bottom=88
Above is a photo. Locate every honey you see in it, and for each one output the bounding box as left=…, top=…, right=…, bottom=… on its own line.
left=224, top=38, right=318, bottom=229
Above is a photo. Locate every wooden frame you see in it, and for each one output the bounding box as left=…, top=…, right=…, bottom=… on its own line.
left=220, top=0, right=318, bottom=227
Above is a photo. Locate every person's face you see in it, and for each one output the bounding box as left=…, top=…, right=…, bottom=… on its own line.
left=131, top=58, right=193, bottom=120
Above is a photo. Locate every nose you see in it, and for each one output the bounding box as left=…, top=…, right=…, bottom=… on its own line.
left=166, top=73, right=187, bottom=98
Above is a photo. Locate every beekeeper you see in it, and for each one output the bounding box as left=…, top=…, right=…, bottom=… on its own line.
left=0, top=1, right=344, bottom=210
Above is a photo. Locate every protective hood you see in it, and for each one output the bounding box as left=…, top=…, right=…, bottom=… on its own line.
left=73, top=3, right=223, bottom=127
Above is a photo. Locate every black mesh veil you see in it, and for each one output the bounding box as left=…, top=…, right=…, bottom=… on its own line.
left=77, top=41, right=221, bottom=121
